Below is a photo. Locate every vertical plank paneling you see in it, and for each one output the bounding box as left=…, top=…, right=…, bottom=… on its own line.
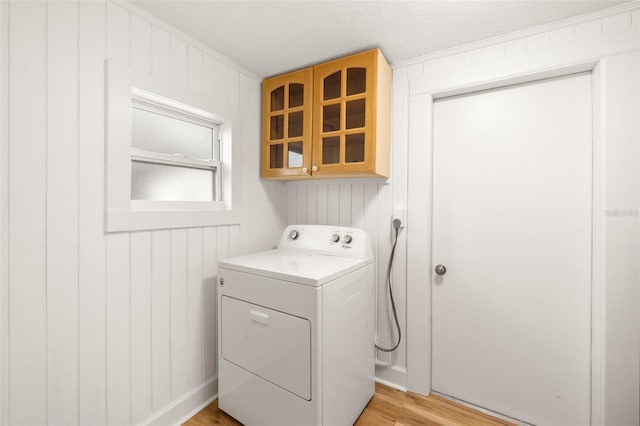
left=281, top=181, right=290, bottom=228
left=106, top=2, right=130, bottom=64
left=351, top=183, right=365, bottom=229
left=129, top=18, right=154, bottom=419
left=170, top=229, right=188, bottom=398
left=106, top=4, right=132, bottom=424
left=202, top=227, right=218, bottom=380
left=287, top=183, right=297, bottom=224
left=228, top=225, right=241, bottom=257
left=215, top=225, right=230, bottom=387
left=131, top=14, right=152, bottom=75
left=130, top=232, right=152, bottom=424
left=105, top=233, right=131, bottom=426
left=217, top=226, right=230, bottom=264
left=4, top=2, right=271, bottom=424
left=78, top=1, right=107, bottom=423
left=151, top=230, right=171, bottom=411
left=46, top=2, right=79, bottom=424
left=8, top=2, right=47, bottom=424
left=306, top=183, right=317, bottom=224
left=376, top=182, right=394, bottom=362
left=390, top=68, right=410, bottom=368
left=148, top=21, right=174, bottom=415
left=129, top=19, right=153, bottom=420
left=170, top=37, right=188, bottom=89
left=296, top=184, right=307, bottom=224
left=363, top=182, right=381, bottom=358
left=266, top=181, right=285, bottom=241
left=327, top=183, right=340, bottom=225
left=151, top=26, right=170, bottom=81
left=169, top=30, right=189, bottom=404
left=228, top=69, right=240, bottom=109
left=213, top=59, right=229, bottom=108
left=0, top=2, right=8, bottom=424
left=203, top=55, right=216, bottom=97
left=188, top=45, right=203, bottom=93
left=316, top=183, right=328, bottom=225
left=237, top=73, right=260, bottom=254
left=187, top=228, right=203, bottom=389
left=339, top=183, right=352, bottom=226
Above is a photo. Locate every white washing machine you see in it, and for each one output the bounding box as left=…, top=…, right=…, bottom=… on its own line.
left=217, top=224, right=375, bottom=426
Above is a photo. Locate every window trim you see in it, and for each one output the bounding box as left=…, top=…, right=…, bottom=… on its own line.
left=105, top=59, right=242, bottom=232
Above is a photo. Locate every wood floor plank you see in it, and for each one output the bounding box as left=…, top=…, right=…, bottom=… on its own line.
left=182, top=383, right=514, bottom=426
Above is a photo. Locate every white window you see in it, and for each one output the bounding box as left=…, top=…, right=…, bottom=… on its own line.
left=105, top=61, right=241, bottom=232
left=131, top=89, right=221, bottom=203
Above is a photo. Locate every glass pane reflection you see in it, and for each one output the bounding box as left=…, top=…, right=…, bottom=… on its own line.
left=288, top=142, right=303, bottom=168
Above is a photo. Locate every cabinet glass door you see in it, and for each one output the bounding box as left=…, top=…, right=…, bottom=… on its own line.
left=313, top=50, right=377, bottom=176
left=262, top=68, right=313, bottom=178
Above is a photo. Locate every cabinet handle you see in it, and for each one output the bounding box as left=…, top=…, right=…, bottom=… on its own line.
left=250, top=310, right=270, bottom=325
left=312, top=165, right=318, bottom=172
left=302, top=167, right=308, bottom=173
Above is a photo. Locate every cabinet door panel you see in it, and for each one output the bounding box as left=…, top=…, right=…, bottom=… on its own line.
left=262, top=68, right=313, bottom=179
left=312, top=50, right=379, bottom=176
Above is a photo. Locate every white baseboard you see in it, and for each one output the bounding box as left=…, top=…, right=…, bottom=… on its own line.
left=375, top=364, right=408, bottom=392
left=146, top=368, right=406, bottom=425
left=139, top=376, right=218, bottom=426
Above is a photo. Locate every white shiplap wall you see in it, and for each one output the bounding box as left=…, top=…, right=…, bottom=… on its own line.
left=398, top=8, right=639, bottom=423
left=3, top=1, right=638, bottom=425
left=0, top=1, right=286, bottom=425
left=282, top=179, right=408, bottom=378
left=284, top=2, right=640, bottom=394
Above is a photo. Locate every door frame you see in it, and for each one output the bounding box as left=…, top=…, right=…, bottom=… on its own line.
left=406, top=60, right=606, bottom=423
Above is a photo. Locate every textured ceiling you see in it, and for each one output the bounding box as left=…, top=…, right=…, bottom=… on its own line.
left=132, top=1, right=625, bottom=77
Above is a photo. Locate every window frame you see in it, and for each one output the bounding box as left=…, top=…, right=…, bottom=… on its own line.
left=105, top=60, right=242, bottom=232
left=130, top=89, right=222, bottom=204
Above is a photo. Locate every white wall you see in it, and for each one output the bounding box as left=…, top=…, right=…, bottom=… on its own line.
left=2, top=1, right=638, bottom=425
left=0, top=1, right=286, bottom=425
left=281, top=179, right=407, bottom=384
left=399, top=3, right=639, bottom=425
left=284, top=3, right=640, bottom=420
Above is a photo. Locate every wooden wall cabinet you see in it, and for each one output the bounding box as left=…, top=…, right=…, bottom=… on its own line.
left=261, top=49, right=391, bottom=180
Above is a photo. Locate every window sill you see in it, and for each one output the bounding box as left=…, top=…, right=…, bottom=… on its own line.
left=106, top=206, right=239, bottom=232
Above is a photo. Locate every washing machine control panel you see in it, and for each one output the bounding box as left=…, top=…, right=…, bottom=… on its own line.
left=279, top=225, right=372, bottom=259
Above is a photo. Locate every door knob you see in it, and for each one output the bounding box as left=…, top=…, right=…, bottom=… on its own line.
left=435, top=264, right=447, bottom=275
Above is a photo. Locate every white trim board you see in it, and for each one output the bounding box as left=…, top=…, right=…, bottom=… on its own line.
left=0, top=1, right=8, bottom=424
left=403, top=6, right=639, bottom=426
left=375, top=364, right=408, bottom=392
left=104, top=59, right=243, bottom=232
left=139, top=376, right=218, bottom=426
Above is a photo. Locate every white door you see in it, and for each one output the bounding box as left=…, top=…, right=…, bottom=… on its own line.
left=431, top=73, right=592, bottom=425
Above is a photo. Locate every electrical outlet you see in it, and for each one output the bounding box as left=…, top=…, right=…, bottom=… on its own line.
left=392, top=208, right=406, bottom=229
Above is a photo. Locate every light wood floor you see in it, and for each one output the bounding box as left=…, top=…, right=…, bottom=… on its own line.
left=184, top=383, right=515, bottom=426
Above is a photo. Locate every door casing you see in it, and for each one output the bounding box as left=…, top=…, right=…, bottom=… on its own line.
left=405, top=60, right=606, bottom=424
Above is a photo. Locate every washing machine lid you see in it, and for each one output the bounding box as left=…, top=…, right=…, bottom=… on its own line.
left=219, top=249, right=373, bottom=287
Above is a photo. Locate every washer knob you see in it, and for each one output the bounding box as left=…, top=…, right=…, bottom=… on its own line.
left=343, top=235, right=352, bottom=244
left=331, top=233, right=340, bottom=243
left=289, top=230, right=299, bottom=240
